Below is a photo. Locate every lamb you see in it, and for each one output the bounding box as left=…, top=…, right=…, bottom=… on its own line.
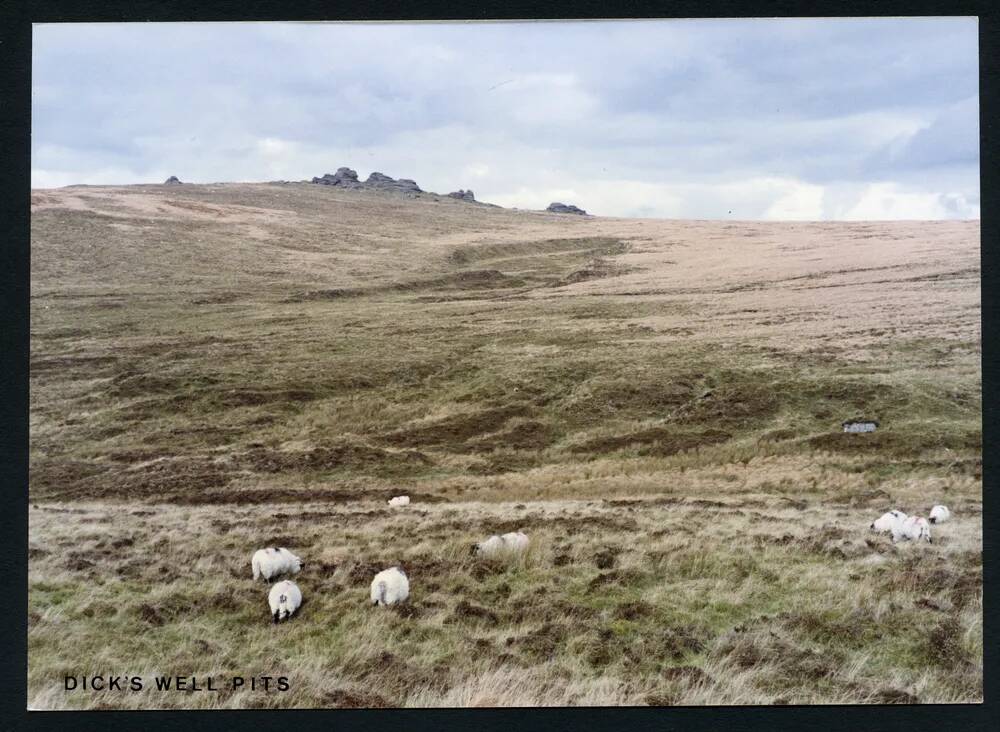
left=388, top=495, right=410, bottom=507
left=929, top=505, right=951, bottom=524
left=370, top=566, right=409, bottom=606
left=268, top=580, right=302, bottom=623
left=870, top=510, right=908, bottom=534
left=251, top=547, right=304, bottom=582
left=471, top=531, right=530, bottom=557
left=891, top=515, right=932, bottom=544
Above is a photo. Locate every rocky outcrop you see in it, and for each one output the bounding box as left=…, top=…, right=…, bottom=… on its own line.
left=364, top=172, right=422, bottom=194
left=311, top=167, right=424, bottom=195
left=311, top=167, right=364, bottom=188
left=309, top=167, right=505, bottom=205
left=164, top=176, right=182, bottom=185
left=546, top=202, right=587, bottom=215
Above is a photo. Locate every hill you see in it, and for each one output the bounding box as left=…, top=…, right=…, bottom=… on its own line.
left=28, top=182, right=982, bottom=707
left=30, top=182, right=981, bottom=503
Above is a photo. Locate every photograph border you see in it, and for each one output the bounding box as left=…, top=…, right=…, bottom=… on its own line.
left=2, top=0, right=996, bottom=729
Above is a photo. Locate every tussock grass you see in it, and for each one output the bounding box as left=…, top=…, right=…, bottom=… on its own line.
left=28, top=496, right=981, bottom=708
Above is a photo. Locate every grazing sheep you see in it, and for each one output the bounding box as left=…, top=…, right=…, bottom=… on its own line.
left=370, top=567, right=409, bottom=606
left=500, top=531, right=530, bottom=552
left=891, top=515, right=932, bottom=544
left=388, top=495, right=410, bottom=507
left=268, top=580, right=302, bottom=623
left=870, top=510, right=908, bottom=534
left=471, top=531, right=530, bottom=557
left=929, top=505, right=951, bottom=524
left=470, top=535, right=505, bottom=557
left=252, top=547, right=304, bottom=582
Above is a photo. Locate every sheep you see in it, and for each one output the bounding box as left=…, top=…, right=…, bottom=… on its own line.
left=388, top=495, right=410, bottom=507
left=252, top=547, right=304, bottom=582
left=500, top=531, right=530, bottom=552
left=891, top=515, right=932, bottom=544
left=471, top=531, right=530, bottom=557
left=268, top=580, right=302, bottom=623
left=470, top=535, right=505, bottom=557
left=870, top=510, right=908, bottom=534
left=929, top=505, right=951, bottom=524
left=370, top=566, right=409, bottom=606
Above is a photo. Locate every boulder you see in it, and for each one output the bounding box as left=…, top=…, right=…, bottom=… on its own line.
left=365, top=172, right=422, bottom=194
left=164, top=176, right=182, bottom=185
left=546, top=202, right=587, bottom=215
left=395, top=178, right=422, bottom=193
left=309, top=167, right=437, bottom=197
left=447, top=189, right=476, bottom=202
left=311, top=167, right=363, bottom=188
left=365, top=171, right=396, bottom=186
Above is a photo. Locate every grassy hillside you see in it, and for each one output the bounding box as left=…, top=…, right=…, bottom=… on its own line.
left=28, top=183, right=981, bottom=707
left=29, top=183, right=981, bottom=504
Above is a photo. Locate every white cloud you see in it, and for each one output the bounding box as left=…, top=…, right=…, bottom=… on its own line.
left=489, top=177, right=829, bottom=220
left=837, top=182, right=980, bottom=220
left=763, top=180, right=826, bottom=220
left=257, top=137, right=296, bottom=156
left=463, top=163, right=491, bottom=179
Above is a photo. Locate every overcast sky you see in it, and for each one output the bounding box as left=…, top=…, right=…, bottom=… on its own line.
left=32, top=19, right=979, bottom=220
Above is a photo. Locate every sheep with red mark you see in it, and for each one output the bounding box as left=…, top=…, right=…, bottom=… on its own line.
left=870, top=510, right=907, bottom=535
left=891, top=515, right=932, bottom=544
left=252, top=547, right=304, bottom=582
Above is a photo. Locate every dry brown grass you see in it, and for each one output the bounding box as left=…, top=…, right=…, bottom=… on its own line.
left=28, top=183, right=980, bottom=707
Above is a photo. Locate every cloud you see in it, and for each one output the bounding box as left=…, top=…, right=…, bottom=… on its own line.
left=864, top=96, right=979, bottom=173
left=31, top=19, right=979, bottom=220
left=763, top=181, right=826, bottom=221
left=833, top=182, right=980, bottom=220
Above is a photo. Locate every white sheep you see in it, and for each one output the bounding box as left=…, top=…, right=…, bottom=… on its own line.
left=929, top=505, right=951, bottom=524
left=252, top=547, right=304, bottom=582
left=500, top=531, right=530, bottom=552
left=870, top=510, right=907, bottom=534
left=370, top=566, right=409, bottom=606
left=891, top=515, right=932, bottom=544
left=388, top=495, right=410, bottom=507
left=471, top=535, right=505, bottom=557
left=471, top=531, right=530, bottom=557
left=268, top=580, right=302, bottom=623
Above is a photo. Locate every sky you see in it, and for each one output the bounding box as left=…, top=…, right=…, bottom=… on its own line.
left=31, top=19, right=980, bottom=220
